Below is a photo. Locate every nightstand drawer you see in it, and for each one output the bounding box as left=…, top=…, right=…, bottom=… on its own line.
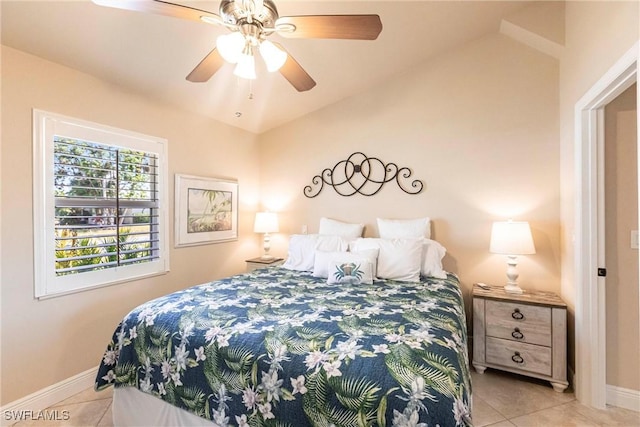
left=486, top=337, right=552, bottom=376
left=485, top=300, right=551, bottom=346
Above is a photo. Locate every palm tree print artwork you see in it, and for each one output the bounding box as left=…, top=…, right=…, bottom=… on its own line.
left=187, top=189, right=232, bottom=233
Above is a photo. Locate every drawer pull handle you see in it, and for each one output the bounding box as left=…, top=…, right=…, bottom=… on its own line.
left=511, top=352, right=524, bottom=364
left=511, top=328, right=524, bottom=340
left=511, top=308, right=525, bottom=320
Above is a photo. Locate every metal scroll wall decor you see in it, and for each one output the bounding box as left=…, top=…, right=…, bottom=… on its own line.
left=303, top=152, right=424, bottom=198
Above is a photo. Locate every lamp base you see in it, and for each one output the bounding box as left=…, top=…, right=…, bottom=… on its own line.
left=504, top=284, right=524, bottom=294
left=260, top=232, right=273, bottom=261
left=504, top=255, right=523, bottom=294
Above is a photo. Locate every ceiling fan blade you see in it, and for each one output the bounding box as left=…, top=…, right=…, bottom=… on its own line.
left=91, top=0, right=222, bottom=24
left=276, top=15, right=382, bottom=40
left=186, top=48, right=225, bottom=82
left=274, top=44, right=316, bottom=92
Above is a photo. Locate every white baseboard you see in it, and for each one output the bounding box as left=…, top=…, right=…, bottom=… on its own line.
left=606, top=384, right=640, bottom=412
left=1, top=366, right=98, bottom=426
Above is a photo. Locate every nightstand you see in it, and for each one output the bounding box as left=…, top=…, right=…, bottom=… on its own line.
left=472, top=284, right=568, bottom=392
left=245, top=257, right=284, bottom=273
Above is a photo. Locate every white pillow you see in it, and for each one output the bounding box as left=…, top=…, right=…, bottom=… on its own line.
left=313, top=248, right=379, bottom=278
left=282, top=234, right=349, bottom=271
left=327, top=258, right=375, bottom=285
left=351, top=238, right=422, bottom=282
left=319, top=217, right=364, bottom=239
left=421, top=239, right=447, bottom=279
left=377, top=217, right=431, bottom=239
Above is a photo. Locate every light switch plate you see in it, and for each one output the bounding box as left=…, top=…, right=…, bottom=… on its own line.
left=631, top=230, right=639, bottom=249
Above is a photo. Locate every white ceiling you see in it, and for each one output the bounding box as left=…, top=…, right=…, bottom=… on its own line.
left=1, top=0, right=532, bottom=134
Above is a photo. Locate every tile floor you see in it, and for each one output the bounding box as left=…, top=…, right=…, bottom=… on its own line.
left=471, top=371, right=639, bottom=426
left=10, top=369, right=640, bottom=426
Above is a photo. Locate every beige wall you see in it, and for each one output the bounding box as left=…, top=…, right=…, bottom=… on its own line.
left=2, top=0, right=638, bottom=409
left=0, top=46, right=262, bottom=405
left=604, top=84, right=639, bottom=392
left=558, top=0, right=639, bottom=389
left=259, top=33, right=561, bottom=320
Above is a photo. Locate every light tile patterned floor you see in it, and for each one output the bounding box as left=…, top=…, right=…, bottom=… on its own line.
left=472, top=371, right=639, bottom=427
left=10, top=387, right=113, bottom=427
left=11, top=370, right=640, bottom=426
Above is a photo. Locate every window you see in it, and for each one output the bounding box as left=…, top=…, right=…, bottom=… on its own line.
left=33, top=110, right=169, bottom=298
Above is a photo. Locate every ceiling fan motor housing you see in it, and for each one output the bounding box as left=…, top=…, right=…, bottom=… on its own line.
left=219, top=0, right=279, bottom=28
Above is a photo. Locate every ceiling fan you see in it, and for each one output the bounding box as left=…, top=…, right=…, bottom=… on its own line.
left=92, top=0, right=383, bottom=92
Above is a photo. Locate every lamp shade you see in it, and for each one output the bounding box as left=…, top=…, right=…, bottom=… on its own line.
left=254, top=212, right=279, bottom=233
left=234, top=50, right=257, bottom=80
left=216, top=32, right=245, bottom=64
left=259, top=40, right=287, bottom=72
left=490, top=221, right=535, bottom=255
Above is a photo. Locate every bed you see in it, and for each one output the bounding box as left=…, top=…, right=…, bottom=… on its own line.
left=95, top=225, right=472, bottom=426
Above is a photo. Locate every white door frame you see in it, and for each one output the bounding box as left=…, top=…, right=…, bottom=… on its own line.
left=574, top=41, right=638, bottom=409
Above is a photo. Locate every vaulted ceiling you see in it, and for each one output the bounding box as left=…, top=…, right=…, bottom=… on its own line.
left=1, top=1, right=533, bottom=133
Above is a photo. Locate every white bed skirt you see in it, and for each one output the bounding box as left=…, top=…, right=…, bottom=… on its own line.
left=113, top=387, right=216, bottom=426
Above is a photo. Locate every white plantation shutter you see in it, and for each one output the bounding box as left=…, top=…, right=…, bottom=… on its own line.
left=54, top=137, right=160, bottom=274
left=34, top=110, right=169, bottom=298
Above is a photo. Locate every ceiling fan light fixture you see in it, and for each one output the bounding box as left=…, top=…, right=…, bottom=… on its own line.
left=234, top=48, right=257, bottom=80
left=93, top=0, right=381, bottom=92
left=259, top=40, right=287, bottom=72
left=216, top=32, right=245, bottom=63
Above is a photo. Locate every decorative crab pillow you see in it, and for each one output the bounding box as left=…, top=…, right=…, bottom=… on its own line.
left=313, top=248, right=378, bottom=279
left=326, top=256, right=375, bottom=285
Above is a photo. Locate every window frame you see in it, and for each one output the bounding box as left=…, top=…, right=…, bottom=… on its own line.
left=33, top=109, right=170, bottom=299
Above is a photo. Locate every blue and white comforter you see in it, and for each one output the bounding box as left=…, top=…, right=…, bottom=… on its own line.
left=95, top=268, right=472, bottom=426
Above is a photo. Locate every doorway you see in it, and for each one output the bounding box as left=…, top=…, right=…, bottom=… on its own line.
left=574, top=42, right=638, bottom=410
left=604, top=84, right=639, bottom=410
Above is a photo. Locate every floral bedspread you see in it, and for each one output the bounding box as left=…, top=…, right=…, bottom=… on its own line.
left=95, top=268, right=472, bottom=427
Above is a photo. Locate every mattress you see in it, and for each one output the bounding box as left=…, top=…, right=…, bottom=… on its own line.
left=96, top=267, right=472, bottom=426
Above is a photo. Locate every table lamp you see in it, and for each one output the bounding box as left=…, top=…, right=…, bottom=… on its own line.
left=490, top=220, right=536, bottom=294
left=254, top=212, right=279, bottom=260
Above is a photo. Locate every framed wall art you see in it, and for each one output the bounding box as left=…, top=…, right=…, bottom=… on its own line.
left=175, top=174, right=238, bottom=247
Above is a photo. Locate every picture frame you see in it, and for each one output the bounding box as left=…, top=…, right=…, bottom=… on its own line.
left=175, top=174, right=238, bottom=247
